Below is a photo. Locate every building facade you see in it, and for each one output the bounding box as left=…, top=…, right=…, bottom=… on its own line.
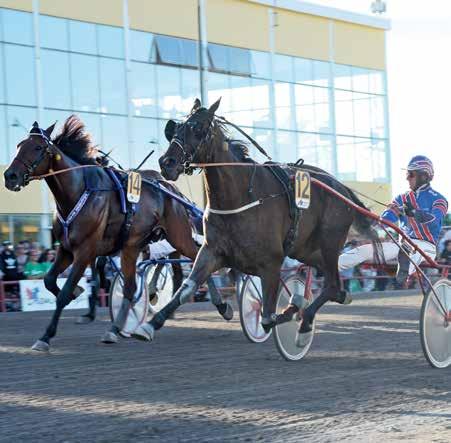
left=0, top=0, right=391, bottom=245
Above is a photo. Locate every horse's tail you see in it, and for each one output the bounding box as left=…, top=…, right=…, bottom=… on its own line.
left=344, top=186, right=385, bottom=266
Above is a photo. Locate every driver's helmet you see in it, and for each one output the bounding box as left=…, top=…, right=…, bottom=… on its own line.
left=407, top=155, right=434, bottom=180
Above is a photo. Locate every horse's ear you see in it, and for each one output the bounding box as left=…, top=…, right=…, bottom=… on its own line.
left=45, top=122, right=57, bottom=138
left=165, top=119, right=177, bottom=142
left=192, top=98, right=202, bottom=112
left=208, top=97, right=221, bottom=115
left=32, top=121, right=39, bottom=129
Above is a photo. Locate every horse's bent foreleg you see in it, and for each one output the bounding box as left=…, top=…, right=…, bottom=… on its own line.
left=43, top=247, right=73, bottom=297
left=32, top=253, right=91, bottom=351
left=133, top=245, right=223, bottom=341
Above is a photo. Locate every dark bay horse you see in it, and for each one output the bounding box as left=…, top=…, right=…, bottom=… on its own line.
left=3, top=115, right=231, bottom=351
left=133, top=98, right=381, bottom=345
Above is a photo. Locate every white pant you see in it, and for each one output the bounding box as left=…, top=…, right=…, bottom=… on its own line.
left=338, top=239, right=436, bottom=275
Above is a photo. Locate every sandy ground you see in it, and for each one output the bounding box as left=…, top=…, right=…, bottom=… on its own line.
left=0, top=291, right=450, bottom=443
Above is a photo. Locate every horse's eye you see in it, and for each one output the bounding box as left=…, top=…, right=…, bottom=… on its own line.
left=35, top=145, right=43, bottom=151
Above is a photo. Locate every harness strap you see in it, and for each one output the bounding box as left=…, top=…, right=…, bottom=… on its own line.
left=207, top=199, right=263, bottom=215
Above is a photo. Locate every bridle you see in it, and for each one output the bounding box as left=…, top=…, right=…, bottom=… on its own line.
left=15, top=125, right=59, bottom=185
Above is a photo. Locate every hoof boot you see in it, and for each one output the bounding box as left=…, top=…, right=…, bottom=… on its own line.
left=132, top=323, right=155, bottom=342
left=217, top=302, right=234, bottom=321
left=295, top=330, right=313, bottom=348
left=101, top=331, right=119, bottom=344
left=31, top=340, right=50, bottom=352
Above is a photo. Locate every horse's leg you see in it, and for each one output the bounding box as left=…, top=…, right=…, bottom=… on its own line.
left=43, top=247, right=73, bottom=297
left=260, top=267, right=283, bottom=333
left=297, top=231, right=345, bottom=345
left=147, top=263, right=165, bottom=302
left=76, top=258, right=100, bottom=324
left=32, top=252, right=92, bottom=352
left=206, top=276, right=234, bottom=321
left=132, top=245, right=223, bottom=341
left=101, top=248, right=139, bottom=344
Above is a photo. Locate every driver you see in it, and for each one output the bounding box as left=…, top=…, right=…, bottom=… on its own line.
left=339, top=155, right=448, bottom=288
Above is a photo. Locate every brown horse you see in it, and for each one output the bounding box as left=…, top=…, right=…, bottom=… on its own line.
left=3, top=115, right=232, bottom=351
left=132, top=98, right=381, bottom=346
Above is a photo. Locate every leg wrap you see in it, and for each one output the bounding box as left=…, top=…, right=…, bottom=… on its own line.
left=179, top=278, right=198, bottom=305
left=207, top=277, right=222, bottom=306
left=113, top=298, right=131, bottom=331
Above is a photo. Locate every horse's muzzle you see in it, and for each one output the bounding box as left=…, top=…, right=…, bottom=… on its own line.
left=159, top=156, right=181, bottom=181
left=4, top=168, right=24, bottom=191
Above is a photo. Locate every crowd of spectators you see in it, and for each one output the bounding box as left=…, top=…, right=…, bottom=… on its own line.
left=0, top=240, right=57, bottom=282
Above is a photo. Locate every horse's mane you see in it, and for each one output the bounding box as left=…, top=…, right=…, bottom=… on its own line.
left=52, top=115, right=99, bottom=165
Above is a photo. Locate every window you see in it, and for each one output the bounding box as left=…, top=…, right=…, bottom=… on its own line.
left=208, top=43, right=251, bottom=75
left=209, top=43, right=228, bottom=72
left=154, top=35, right=198, bottom=68
left=4, top=44, right=36, bottom=106
left=312, top=61, right=330, bottom=87
left=156, top=65, right=182, bottom=120
left=130, top=62, right=157, bottom=117
left=294, top=57, right=313, bottom=84
left=251, top=50, right=270, bottom=79
left=207, top=72, right=232, bottom=114
left=40, top=15, right=69, bottom=51
left=277, top=130, right=297, bottom=162
left=229, top=47, right=251, bottom=75
left=130, top=30, right=154, bottom=62
left=101, top=115, right=129, bottom=168
left=78, top=112, right=102, bottom=149
left=97, top=25, right=124, bottom=59
left=274, top=54, right=293, bottom=83
left=70, top=53, right=100, bottom=112
left=41, top=50, right=71, bottom=110
left=3, top=9, right=33, bottom=46
left=334, top=90, right=354, bottom=135
left=298, top=132, right=333, bottom=172
left=133, top=117, right=159, bottom=169
left=180, top=68, right=200, bottom=114
left=0, top=44, right=5, bottom=103
left=69, top=20, right=97, bottom=55
left=334, top=64, right=352, bottom=91
left=295, top=84, right=331, bottom=134
left=99, top=58, right=127, bottom=114
left=353, top=92, right=371, bottom=137
left=275, top=82, right=293, bottom=130
left=336, top=136, right=357, bottom=181
left=250, top=78, right=271, bottom=129
left=0, top=105, right=8, bottom=164
left=6, top=106, right=37, bottom=162
left=352, top=66, right=370, bottom=93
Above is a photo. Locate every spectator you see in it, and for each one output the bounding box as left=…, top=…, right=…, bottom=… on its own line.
left=41, top=249, right=56, bottom=273
left=23, top=249, right=46, bottom=279
left=439, top=240, right=451, bottom=266
left=15, top=244, right=28, bottom=274
left=0, top=241, right=23, bottom=281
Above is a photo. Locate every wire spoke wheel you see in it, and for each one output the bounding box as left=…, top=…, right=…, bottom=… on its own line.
left=420, top=278, right=451, bottom=368
left=146, top=264, right=174, bottom=315
left=109, top=271, right=149, bottom=336
left=239, top=276, right=271, bottom=343
left=273, top=274, right=315, bottom=361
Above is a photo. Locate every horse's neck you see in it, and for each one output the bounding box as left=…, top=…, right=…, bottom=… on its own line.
left=204, top=144, right=251, bottom=209
left=45, top=154, right=86, bottom=216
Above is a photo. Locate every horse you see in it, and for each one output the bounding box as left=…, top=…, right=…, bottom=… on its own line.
left=3, top=115, right=232, bottom=351
left=132, top=98, right=382, bottom=346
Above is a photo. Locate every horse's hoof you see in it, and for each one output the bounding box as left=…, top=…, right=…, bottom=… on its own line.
left=31, top=340, right=50, bottom=352
left=295, top=330, right=313, bottom=348
left=131, top=323, right=155, bottom=342
left=118, top=331, right=131, bottom=338
left=217, top=302, right=234, bottom=321
left=342, top=293, right=353, bottom=305
left=101, top=331, right=119, bottom=344
left=76, top=315, right=94, bottom=325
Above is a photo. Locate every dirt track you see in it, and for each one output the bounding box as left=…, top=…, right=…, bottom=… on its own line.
left=0, top=291, right=450, bottom=442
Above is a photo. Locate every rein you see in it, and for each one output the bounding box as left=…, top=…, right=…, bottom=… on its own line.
left=30, top=164, right=102, bottom=180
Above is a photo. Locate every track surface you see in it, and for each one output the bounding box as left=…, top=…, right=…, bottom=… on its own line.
left=1, top=291, right=450, bottom=442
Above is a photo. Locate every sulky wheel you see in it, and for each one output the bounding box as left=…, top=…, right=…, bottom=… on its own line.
left=145, top=263, right=174, bottom=315
left=273, top=273, right=315, bottom=361
left=109, top=271, right=149, bottom=337
left=420, top=278, right=451, bottom=368
left=239, top=275, right=271, bottom=343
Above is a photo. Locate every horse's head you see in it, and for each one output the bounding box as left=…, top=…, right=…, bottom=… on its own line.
left=4, top=121, right=56, bottom=191
left=159, top=98, right=221, bottom=181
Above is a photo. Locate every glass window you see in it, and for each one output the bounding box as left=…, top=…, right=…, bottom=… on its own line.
left=370, top=95, right=385, bottom=139
left=207, top=72, right=231, bottom=114
left=251, top=50, right=270, bottom=79
left=99, top=58, right=127, bottom=114
left=70, top=53, right=100, bottom=112
left=180, top=68, right=200, bottom=114
left=334, top=64, right=352, bottom=90
left=275, top=82, right=293, bottom=130
left=78, top=112, right=102, bottom=149
left=154, top=35, right=187, bottom=66
left=180, top=39, right=198, bottom=67
left=40, top=15, right=69, bottom=50
left=274, top=54, right=293, bottom=83
left=132, top=117, right=159, bottom=170
left=371, top=139, right=388, bottom=182
left=369, top=69, right=384, bottom=95
left=247, top=127, right=274, bottom=162
left=42, top=109, right=70, bottom=136
left=41, top=50, right=71, bottom=110
left=97, top=24, right=124, bottom=58
left=0, top=43, right=5, bottom=103
left=295, top=84, right=315, bottom=133
left=130, top=30, right=154, bottom=62
left=276, top=130, right=297, bottom=162
left=353, top=92, right=371, bottom=137
left=354, top=137, right=373, bottom=181
left=3, top=9, right=33, bottom=46
left=208, top=43, right=228, bottom=72
left=13, top=215, right=42, bottom=243
left=69, top=20, right=97, bottom=55
left=156, top=65, right=182, bottom=120
left=312, top=60, right=330, bottom=87
left=298, top=132, right=333, bottom=172
left=294, top=57, right=313, bottom=84
left=250, top=78, right=271, bottom=128
left=352, top=66, right=370, bottom=93
left=0, top=105, right=8, bottom=164
left=130, top=61, right=157, bottom=117
left=336, top=136, right=357, bottom=181
left=101, top=115, right=129, bottom=169
left=6, top=106, right=37, bottom=162
left=334, top=90, right=354, bottom=135
left=229, top=75, right=253, bottom=127
left=4, top=44, right=36, bottom=106
left=229, top=47, right=251, bottom=75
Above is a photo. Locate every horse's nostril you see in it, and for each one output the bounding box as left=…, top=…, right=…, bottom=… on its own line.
left=5, top=171, right=18, bottom=182
left=163, top=158, right=176, bottom=168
